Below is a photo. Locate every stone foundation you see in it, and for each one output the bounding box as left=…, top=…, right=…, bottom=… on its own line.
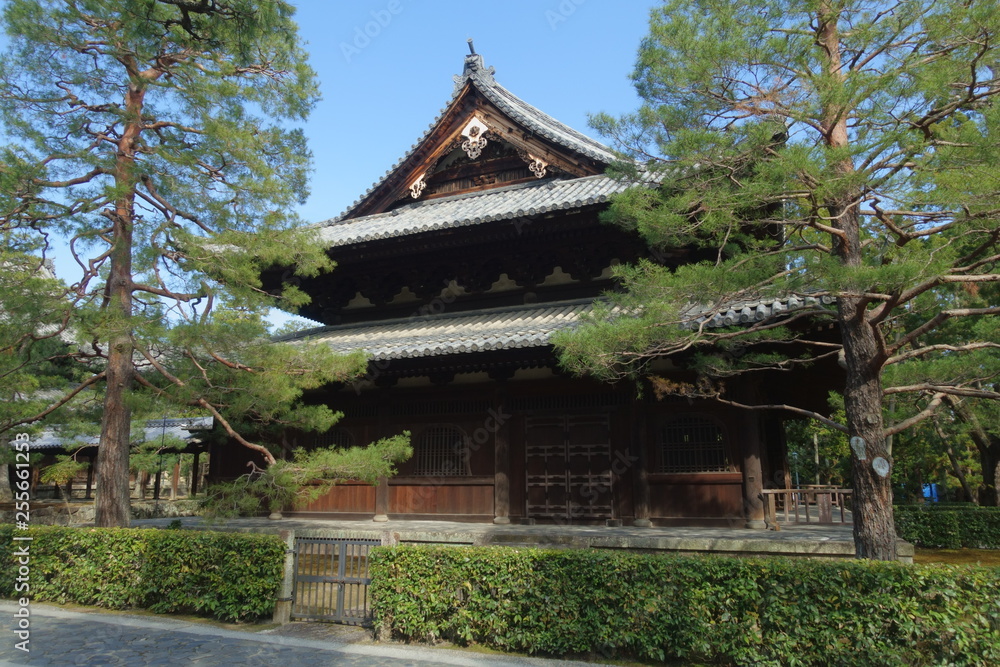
left=0, top=499, right=202, bottom=526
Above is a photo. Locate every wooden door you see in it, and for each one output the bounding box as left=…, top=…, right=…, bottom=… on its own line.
left=525, top=414, right=613, bottom=522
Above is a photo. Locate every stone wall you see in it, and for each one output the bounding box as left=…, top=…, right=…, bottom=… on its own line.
left=0, top=499, right=202, bottom=526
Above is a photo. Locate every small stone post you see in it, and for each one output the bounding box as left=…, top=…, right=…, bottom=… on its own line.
left=272, top=529, right=296, bottom=625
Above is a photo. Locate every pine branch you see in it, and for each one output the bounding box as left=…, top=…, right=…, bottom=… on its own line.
left=712, top=396, right=848, bottom=433
left=886, top=342, right=1000, bottom=366
left=888, top=307, right=1000, bottom=354
left=884, top=384, right=1000, bottom=400
left=885, top=393, right=947, bottom=437
left=0, top=372, right=106, bottom=433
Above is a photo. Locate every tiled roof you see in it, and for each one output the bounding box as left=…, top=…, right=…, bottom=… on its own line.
left=336, top=53, right=618, bottom=221
left=478, top=66, right=618, bottom=164
left=279, top=294, right=835, bottom=365
left=316, top=174, right=638, bottom=248
left=684, top=294, right=838, bottom=329
left=19, top=417, right=213, bottom=451
left=277, top=300, right=595, bottom=361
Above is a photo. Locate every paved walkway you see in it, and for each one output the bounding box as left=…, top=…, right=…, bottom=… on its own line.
left=0, top=602, right=606, bottom=667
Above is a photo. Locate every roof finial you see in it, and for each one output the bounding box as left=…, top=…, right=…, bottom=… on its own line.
left=454, top=40, right=495, bottom=94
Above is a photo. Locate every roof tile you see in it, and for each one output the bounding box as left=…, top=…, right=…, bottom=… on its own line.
left=278, top=299, right=595, bottom=360
left=279, top=294, right=836, bottom=363
left=316, top=174, right=636, bottom=248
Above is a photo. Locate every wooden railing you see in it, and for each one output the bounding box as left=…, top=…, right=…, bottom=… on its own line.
left=762, top=487, right=853, bottom=527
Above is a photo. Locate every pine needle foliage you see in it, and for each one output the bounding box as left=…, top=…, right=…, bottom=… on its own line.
left=0, top=1, right=409, bottom=526
left=558, top=0, right=1000, bottom=558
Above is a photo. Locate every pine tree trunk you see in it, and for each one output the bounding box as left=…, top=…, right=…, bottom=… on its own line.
left=94, top=227, right=135, bottom=528
left=817, top=3, right=897, bottom=560
left=839, top=297, right=897, bottom=560
left=94, top=78, right=144, bottom=528
left=94, top=374, right=132, bottom=527
left=976, top=442, right=1000, bottom=507
left=0, top=463, right=12, bottom=503
left=945, top=396, right=1000, bottom=506
left=971, top=431, right=999, bottom=507
left=946, top=445, right=976, bottom=504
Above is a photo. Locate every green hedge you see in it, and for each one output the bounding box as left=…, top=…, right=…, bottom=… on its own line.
left=895, top=505, right=1000, bottom=549
left=0, top=525, right=284, bottom=622
left=370, top=546, right=1000, bottom=666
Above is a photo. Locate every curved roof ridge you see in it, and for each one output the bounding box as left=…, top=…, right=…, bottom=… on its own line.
left=334, top=50, right=619, bottom=222
left=480, top=86, right=616, bottom=164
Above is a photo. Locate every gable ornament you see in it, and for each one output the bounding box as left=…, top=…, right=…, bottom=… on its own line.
left=526, top=153, right=548, bottom=178
left=409, top=173, right=427, bottom=199
left=461, top=116, right=490, bottom=160
left=517, top=149, right=548, bottom=178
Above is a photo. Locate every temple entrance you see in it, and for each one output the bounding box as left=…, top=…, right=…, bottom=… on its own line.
left=525, top=414, right=613, bottom=522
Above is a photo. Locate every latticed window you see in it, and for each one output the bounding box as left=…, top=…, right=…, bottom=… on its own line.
left=658, top=415, right=729, bottom=473
left=415, top=425, right=471, bottom=476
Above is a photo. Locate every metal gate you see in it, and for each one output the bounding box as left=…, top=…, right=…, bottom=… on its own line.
left=291, top=537, right=379, bottom=624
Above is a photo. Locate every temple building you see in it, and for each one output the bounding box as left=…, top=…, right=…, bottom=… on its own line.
left=209, top=50, right=841, bottom=528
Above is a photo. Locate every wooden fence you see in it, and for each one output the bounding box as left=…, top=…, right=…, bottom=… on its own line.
left=762, top=487, right=852, bottom=527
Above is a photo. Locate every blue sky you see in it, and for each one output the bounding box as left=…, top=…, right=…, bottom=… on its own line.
left=276, top=0, right=658, bottom=326
left=290, top=1, right=654, bottom=226
left=24, top=1, right=657, bottom=327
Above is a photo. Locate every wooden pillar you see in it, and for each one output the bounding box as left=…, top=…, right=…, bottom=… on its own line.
left=190, top=451, right=201, bottom=497
left=632, top=395, right=652, bottom=527
left=153, top=469, right=162, bottom=500
left=206, top=442, right=217, bottom=485
left=373, top=388, right=390, bottom=522
left=171, top=460, right=180, bottom=500
left=493, top=385, right=511, bottom=524
left=85, top=455, right=94, bottom=500
left=741, top=408, right=766, bottom=530
left=509, top=413, right=526, bottom=522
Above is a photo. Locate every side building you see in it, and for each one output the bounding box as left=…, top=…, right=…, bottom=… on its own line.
left=210, top=52, right=842, bottom=527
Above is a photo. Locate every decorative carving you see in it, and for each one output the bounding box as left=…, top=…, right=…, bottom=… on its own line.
left=461, top=116, right=490, bottom=160
left=471, top=173, right=497, bottom=186
left=518, top=150, right=548, bottom=178
left=409, top=173, right=426, bottom=199
left=453, top=52, right=497, bottom=94
left=462, top=133, right=487, bottom=160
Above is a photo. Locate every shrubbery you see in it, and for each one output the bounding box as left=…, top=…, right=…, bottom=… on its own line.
left=895, top=505, right=1000, bottom=549
left=0, top=525, right=284, bottom=622
left=370, top=546, right=1000, bottom=666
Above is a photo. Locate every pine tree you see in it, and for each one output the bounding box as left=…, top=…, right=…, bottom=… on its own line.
left=558, top=0, right=1000, bottom=559
left=0, top=1, right=410, bottom=527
